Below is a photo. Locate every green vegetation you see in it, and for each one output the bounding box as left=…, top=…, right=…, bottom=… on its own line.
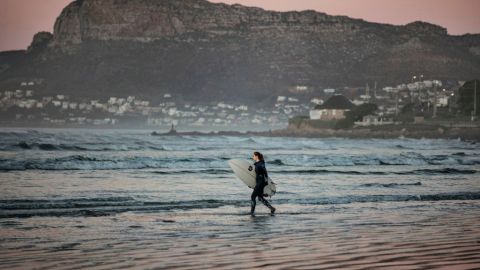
left=290, top=103, right=380, bottom=130
left=458, top=80, right=480, bottom=116
left=288, top=116, right=309, bottom=128
left=346, top=103, right=378, bottom=122
left=289, top=116, right=337, bottom=129
left=336, top=103, right=379, bottom=129
left=395, top=103, right=415, bottom=123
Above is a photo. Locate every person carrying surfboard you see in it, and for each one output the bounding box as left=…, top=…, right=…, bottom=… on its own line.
left=251, top=152, right=276, bottom=216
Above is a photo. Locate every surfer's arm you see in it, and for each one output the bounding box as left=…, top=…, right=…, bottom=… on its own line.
left=254, top=163, right=261, bottom=175
left=262, top=164, right=269, bottom=179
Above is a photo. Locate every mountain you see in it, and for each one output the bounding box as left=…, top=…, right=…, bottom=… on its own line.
left=1, top=0, right=479, bottom=104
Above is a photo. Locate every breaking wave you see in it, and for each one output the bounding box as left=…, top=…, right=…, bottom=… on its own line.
left=3, top=141, right=167, bottom=152
left=1, top=192, right=479, bottom=218
left=272, top=168, right=476, bottom=175
left=0, top=155, right=225, bottom=171
left=359, top=182, right=422, bottom=188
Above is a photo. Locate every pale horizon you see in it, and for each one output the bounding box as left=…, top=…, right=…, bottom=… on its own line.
left=0, top=0, right=479, bottom=52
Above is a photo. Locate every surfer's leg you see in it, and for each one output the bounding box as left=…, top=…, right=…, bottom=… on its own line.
left=259, top=195, right=275, bottom=214
left=251, top=183, right=264, bottom=214
left=250, top=190, right=258, bottom=214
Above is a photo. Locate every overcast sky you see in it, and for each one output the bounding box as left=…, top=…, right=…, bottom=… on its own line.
left=0, top=0, right=479, bottom=51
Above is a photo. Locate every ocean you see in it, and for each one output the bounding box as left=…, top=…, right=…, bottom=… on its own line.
left=0, top=128, right=479, bottom=269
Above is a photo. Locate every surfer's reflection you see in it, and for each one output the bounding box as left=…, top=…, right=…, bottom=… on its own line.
left=251, top=152, right=276, bottom=216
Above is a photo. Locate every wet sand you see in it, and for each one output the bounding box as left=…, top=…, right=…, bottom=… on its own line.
left=1, top=201, right=479, bottom=270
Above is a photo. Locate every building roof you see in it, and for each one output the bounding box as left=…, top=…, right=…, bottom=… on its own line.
left=314, top=94, right=355, bottom=110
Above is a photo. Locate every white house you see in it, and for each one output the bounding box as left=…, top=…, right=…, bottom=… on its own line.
left=288, top=97, right=299, bottom=102
left=310, top=98, right=324, bottom=105
left=309, top=94, right=355, bottom=120
left=15, top=90, right=23, bottom=98
left=277, top=96, right=287, bottom=102
left=354, top=115, right=394, bottom=126
left=323, top=88, right=335, bottom=94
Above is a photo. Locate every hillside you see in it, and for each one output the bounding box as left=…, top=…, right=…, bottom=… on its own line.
left=1, top=0, right=479, bottom=104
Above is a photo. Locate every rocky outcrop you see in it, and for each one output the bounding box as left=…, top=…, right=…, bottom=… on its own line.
left=27, top=32, right=54, bottom=52
left=404, top=21, right=447, bottom=36
left=269, top=124, right=480, bottom=141
left=0, top=0, right=479, bottom=103
left=50, top=0, right=365, bottom=45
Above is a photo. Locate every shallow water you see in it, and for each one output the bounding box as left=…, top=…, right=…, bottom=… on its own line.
left=0, top=128, right=479, bottom=269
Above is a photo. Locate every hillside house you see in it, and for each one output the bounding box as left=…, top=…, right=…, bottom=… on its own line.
left=310, top=94, right=355, bottom=120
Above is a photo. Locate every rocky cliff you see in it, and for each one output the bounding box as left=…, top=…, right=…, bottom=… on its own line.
left=1, top=0, right=479, bottom=103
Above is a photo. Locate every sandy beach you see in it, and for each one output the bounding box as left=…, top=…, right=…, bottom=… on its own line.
left=1, top=201, right=479, bottom=269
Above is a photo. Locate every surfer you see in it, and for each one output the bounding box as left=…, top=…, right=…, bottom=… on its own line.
left=251, top=152, right=276, bottom=216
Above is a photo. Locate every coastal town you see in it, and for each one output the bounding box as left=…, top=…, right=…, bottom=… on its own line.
left=0, top=77, right=478, bottom=131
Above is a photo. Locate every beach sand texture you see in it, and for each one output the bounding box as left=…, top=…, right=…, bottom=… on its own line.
left=1, top=201, right=479, bottom=269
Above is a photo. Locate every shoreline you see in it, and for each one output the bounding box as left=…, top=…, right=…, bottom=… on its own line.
left=263, top=126, right=480, bottom=142
left=2, top=201, right=479, bottom=269
left=152, top=125, right=480, bottom=142
left=2, top=124, right=479, bottom=142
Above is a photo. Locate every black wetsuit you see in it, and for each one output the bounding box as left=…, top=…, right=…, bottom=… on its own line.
left=251, top=160, right=275, bottom=214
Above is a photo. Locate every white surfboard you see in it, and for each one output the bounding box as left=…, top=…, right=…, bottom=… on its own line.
left=228, top=159, right=277, bottom=197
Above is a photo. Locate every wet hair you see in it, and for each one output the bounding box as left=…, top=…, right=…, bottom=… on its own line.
left=253, top=151, right=264, bottom=161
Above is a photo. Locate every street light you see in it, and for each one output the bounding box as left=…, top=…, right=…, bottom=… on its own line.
left=432, top=80, right=439, bottom=119
left=473, top=80, right=477, bottom=121
left=449, top=93, right=455, bottom=113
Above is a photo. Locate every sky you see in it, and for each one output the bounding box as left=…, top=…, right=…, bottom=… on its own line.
left=0, top=0, right=479, bottom=52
